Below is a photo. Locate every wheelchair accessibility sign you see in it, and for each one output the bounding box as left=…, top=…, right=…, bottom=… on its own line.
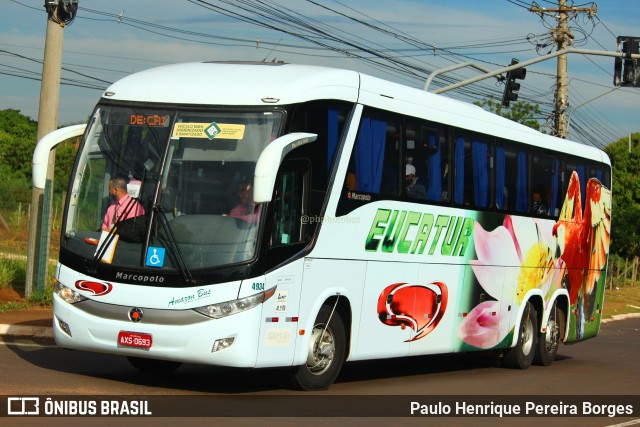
left=145, top=247, right=166, bottom=268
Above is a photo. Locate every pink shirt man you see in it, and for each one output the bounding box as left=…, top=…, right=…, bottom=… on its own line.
left=102, top=178, right=145, bottom=231
left=228, top=182, right=260, bottom=223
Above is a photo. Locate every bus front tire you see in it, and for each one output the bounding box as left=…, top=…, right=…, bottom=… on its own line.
left=503, top=302, right=537, bottom=369
left=534, top=301, right=563, bottom=366
left=127, top=356, right=182, bottom=374
left=292, top=305, right=346, bottom=391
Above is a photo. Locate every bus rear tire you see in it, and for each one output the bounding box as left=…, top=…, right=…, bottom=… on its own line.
left=292, top=305, right=346, bottom=391
left=534, top=301, right=563, bottom=366
left=127, top=356, right=182, bottom=374
left=503, top=302, right=537, bottom=369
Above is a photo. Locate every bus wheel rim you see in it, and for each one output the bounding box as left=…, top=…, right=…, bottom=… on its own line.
left=545, top=318, right=559, bottom=352
left=306, top=324, right=335, bottom=375
left=522, top=317, right=534, bottom=356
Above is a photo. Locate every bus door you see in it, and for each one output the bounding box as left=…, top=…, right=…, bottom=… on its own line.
left=256, top=158, right=310, bottom=367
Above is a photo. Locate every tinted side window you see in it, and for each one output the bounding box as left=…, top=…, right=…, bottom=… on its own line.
left=454, top=132, right=491, bottom=209
left=404, top=120, right=450, bottom=203
left=347, top=108, right=401, bottom=196
left=496, top=141, right=528, bottom=213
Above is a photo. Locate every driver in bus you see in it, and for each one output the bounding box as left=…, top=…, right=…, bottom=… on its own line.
left=101, top=177, right=145, bottom=231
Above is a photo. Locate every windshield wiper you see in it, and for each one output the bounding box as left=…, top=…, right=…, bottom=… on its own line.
left=153, top=205, right=196, bottom=284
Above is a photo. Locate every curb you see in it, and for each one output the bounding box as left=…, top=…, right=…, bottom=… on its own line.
left=600, top=312, right=640, bottom=323
left=0, top=324, right=54, bottom=339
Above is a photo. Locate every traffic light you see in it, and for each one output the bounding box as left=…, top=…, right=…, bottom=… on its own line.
left=501, top=59, right=527, bottom=107
left=614, top=36, right=640, bottom=87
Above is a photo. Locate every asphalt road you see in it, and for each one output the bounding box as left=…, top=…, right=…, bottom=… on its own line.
left=0, top=317, right=639, bottom=427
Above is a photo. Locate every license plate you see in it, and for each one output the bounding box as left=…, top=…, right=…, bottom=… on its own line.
left=118, top=331, right=153, bottom=349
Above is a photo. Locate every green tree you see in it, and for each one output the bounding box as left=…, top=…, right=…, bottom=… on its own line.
left=0, top=109, right=79, bottom=198
left=0, top=109, right=38, bottom=185
left=605, top=133, right=640, bottom=258
left=474, top=99, right=545, bottom=132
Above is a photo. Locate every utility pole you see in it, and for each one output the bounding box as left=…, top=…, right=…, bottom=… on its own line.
left=25, top=0, right=78, bottom=299
left=529, top=1, right=597, bottom=139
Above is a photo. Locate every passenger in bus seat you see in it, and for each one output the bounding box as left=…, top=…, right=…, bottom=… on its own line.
left=101, top=176, right=145, bottom=231
left=405, top=163, right=427, bottom=199
left=227, top=181, right=261, bottom=223
left=346, top=171, right=357, bottom=191
left=531, top=192, right=546, bottom=216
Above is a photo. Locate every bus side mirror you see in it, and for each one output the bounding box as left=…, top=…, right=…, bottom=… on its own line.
left=253, top=132, right=317, bottom=203
left=32, top=124, right=87, bottom=189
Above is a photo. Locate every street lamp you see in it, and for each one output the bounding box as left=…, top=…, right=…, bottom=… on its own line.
left=566, top=87, right=619, bottom=138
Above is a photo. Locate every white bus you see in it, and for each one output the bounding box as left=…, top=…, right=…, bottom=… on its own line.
left=42, top=61, right=611, bottom=390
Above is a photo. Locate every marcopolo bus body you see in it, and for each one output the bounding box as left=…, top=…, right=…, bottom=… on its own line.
left=44, top=62, right=612, bottom=390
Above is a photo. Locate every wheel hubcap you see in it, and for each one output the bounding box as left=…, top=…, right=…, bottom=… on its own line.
left=545, top=318, right=559, bottom=353
left=305, top=324, right=335, bottom=375
left=521, top=317, right=534, bottom=356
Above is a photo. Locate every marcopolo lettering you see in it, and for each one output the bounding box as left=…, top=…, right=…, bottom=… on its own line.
left=365, top=208, right=473, bottom=256
left=115, top=272, right=165, bottom=283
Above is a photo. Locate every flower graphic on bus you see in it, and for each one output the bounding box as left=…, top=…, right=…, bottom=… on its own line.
left=458, top=171, right=611, bottom=347
left=458, top=215, right=554, bottom=349
left=552, top=172, right=611, bottom=338
left=377, top=282, right=448, bottom=341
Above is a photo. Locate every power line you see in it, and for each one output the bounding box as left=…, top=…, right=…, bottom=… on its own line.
left=3, top=0, right=629, bottom=146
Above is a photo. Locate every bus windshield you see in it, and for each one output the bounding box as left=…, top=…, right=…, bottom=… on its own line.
left=62, top=104, right=283, bottom=273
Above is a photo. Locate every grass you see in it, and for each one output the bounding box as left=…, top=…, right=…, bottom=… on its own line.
left=602, top=285, right=640, bottom=318
left=0, top=258, right=19, bottom=289
left=0, top=300, right=38, bottom=313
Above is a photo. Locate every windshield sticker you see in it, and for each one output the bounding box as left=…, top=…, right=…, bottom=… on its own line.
left=172, top=122, right=246, bottom=140
left=129, top=114, right=169, bottom=127
left=145, top=247, right=166, bottom=268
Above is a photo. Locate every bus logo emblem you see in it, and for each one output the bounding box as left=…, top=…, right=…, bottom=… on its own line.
left=377, top=282, right=448, bottom=341
left=204, top=122, right=222, bottom=139
left=129, top=307, right=144, bottom=323
left=75, top=280, right=113, bottom=296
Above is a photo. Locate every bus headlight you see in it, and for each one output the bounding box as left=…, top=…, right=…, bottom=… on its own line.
left=194, top=286, right=276, bottom=319
left=54, top=280, right=88, bottom=304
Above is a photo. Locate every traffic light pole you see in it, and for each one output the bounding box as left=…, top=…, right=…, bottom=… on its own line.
left=430, top=47, right=640, bottom=95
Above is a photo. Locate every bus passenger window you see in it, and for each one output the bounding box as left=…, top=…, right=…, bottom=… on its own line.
left=454, top=134, right=490, bottom=209
left=495, top=142, right=527, bottom=213
left=347, top=111, right=401, bottom=196
left=404, top=121, right=448, bottom=203
left=532, top=152, right=559, bottom=217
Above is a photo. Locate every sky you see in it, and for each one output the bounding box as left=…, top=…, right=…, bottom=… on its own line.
left=1, top=0, right=639, bottom=149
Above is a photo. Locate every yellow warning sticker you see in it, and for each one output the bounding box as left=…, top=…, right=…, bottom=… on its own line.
left=172, top=122, right=245, bottom=140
